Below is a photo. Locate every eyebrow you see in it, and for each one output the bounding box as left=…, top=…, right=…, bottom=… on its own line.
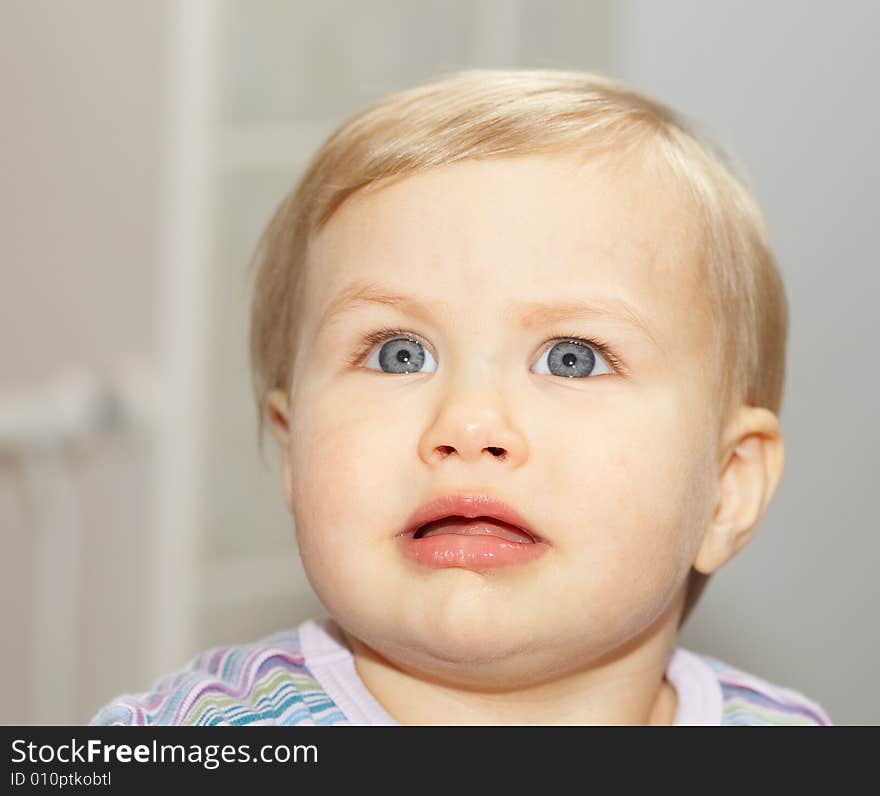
left=317, top=279, right=661, bottom=348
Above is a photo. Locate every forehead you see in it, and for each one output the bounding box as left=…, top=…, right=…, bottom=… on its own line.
left=304, top=153, right=709, bottom=348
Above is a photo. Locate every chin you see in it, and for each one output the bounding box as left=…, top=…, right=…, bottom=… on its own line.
left=402, top=605, right=547, bottom=670
left=406, top=634, right=569, bottom=690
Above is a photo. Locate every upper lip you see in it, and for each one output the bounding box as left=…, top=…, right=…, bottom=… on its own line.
left=398, top=494, right=545, bottom=543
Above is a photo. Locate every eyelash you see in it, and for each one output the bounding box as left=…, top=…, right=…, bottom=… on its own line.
left=346, top=325, right=627, bottom=376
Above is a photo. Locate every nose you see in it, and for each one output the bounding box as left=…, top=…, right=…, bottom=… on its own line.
left=417, top=393, right=528, bottom=468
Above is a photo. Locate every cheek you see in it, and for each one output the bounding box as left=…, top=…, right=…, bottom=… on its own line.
left=287, top=390, right=404, bottom=548
left=285, top=390, right=420, bottom=620
left=544, top=394, right=706, bottom=591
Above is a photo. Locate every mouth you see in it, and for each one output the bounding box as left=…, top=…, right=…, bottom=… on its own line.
left=397, top=494, right=548, bottom=571
left=412, top=516, right=538, bottom=544
left=399, top=493, right=546, bottom=544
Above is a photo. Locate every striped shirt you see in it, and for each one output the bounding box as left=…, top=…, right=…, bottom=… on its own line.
left=90, top=616, right=832, bottom=726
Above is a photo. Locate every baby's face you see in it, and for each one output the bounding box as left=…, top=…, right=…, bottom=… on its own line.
left=270, top=153, right=722, bottom=686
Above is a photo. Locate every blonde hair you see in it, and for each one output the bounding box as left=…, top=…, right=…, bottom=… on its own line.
left=248, top=68, right=789, bottom=628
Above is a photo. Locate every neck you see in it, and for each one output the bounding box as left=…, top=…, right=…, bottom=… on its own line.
left=339, top=591, right=685, bottom=726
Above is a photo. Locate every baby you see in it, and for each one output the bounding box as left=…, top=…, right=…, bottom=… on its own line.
left=92, top=68, right=831, bottom=726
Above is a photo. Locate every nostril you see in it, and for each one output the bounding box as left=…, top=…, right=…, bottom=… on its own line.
left=487, top=447, right=505, bottom=458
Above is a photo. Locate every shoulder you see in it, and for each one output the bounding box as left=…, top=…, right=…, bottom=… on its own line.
left=90, top=625, right=348, bottom=726
left=697, top=653, right=833, bottom=726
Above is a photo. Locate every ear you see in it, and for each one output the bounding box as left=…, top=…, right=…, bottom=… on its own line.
left=266, top=388, right=295, bottom=514
left=693, top=406, right=785, bottom=575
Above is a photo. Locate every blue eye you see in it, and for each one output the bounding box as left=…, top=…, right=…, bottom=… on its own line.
left=353, top=326, right=620, bottom=377
left=362, top=332, right=438, bottom=374
left=533, top=339, right=612, bottom=378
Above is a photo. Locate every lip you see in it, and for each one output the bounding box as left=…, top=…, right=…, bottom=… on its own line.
left=398, top=531, right=549, bottom=571
left=398, top=493, right=545, bottom=544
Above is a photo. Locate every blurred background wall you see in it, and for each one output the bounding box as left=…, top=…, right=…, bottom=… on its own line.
left=1, top=0, right=876, bottom=724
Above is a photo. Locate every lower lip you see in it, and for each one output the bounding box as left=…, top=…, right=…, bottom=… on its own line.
left=398, top=533, right=549, bottom=571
